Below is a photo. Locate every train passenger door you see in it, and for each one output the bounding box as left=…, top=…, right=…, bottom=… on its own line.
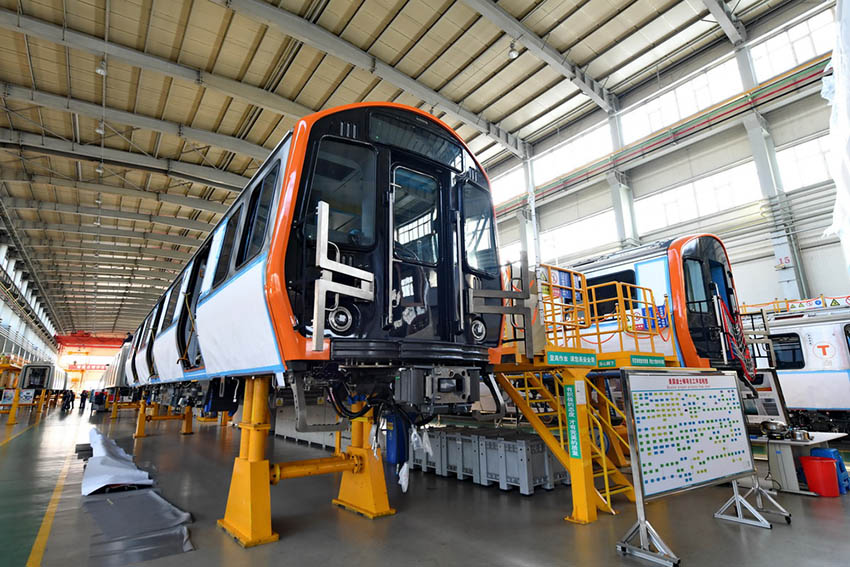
left=387, top=159, right=448, bottom=341
left=176, top=243, right=211, bottom=370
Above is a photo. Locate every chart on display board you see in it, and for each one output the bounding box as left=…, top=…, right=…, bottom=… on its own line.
left=625, top=370, right=754, bottom=500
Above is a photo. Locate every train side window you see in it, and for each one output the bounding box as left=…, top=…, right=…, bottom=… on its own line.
left=305, top=139, right=377, bottom=248
left=163, top=281, right=181, bottom=328
left=462, top=182, right=498, bottom=275
left=772, top=333, right=805, bottom=369
left=237, top=164, right=279, bottom=267
left=683, top=259, right=709, bottom=313
left=213, top=205, right=243, bottom=288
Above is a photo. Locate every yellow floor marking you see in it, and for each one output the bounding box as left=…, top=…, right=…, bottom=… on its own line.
left=0, top=422, right=37, bottom=447
left=26, top=453, right=73, bottom=567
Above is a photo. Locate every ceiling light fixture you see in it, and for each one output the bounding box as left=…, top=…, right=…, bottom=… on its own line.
left=95, top=121, right=105, bottom=135
left=95, top=60, right=107, bottom=77
left=508, top=41, right=519, bottom=60
left=95, top=163, right=104, bottom=174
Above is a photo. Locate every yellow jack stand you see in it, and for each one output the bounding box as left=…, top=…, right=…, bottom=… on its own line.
left=110, top=394, right=119, bottom=420
left=218, top=377, right=278, bottom=547
left=181, top=406, right=194, bottom=435
left=134, top=400, right=148, bottom=439
left=5, top=387, right=20, bottom=426
left=332, top=403, right=395, bottom=519
left=219, top=411, right=230, bottom=426
left=37, top=389, right=47, bottom=414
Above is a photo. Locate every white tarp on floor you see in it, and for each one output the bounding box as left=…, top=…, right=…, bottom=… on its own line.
left=81, top=428, right=153, bottom=496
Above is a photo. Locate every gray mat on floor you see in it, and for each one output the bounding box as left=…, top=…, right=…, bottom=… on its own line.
left=83, top=488, right=194, bottom=565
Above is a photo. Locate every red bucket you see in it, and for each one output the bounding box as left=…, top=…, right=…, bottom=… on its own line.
left=800, top=456, right=840, bottom=497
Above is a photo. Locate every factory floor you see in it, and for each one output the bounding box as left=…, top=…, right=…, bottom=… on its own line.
left=2, top=408, right=850, bottom=567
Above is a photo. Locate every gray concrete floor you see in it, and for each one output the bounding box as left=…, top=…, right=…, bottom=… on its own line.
left=3, top=407, right=849, bottom=566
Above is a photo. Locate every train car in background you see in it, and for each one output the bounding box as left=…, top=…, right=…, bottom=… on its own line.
left=20, top=363, right=66, bottom=392
left=122, top=102, right=507, bottom=425
left=758, top=302, right=850, bottom=432
left=569, top=234, right=788, bottom=426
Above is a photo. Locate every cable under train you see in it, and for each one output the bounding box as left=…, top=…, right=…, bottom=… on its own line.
left=121, top=102, right=506, bottom=424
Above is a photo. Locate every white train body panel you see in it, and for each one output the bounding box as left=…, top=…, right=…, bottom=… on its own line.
left=152, top=326, right=182, bottom=383
left=195, top=255, right=283, bottom=378
left=573, top=251, right=683, bottom=365
left=770, top=312, right=850, bottom=411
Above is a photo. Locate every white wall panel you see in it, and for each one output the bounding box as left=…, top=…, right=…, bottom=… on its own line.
left=801, top=242, right=850, bottom=297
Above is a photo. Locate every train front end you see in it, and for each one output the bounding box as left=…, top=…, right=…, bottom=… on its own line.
left=270, top=104, right=505, bottom=419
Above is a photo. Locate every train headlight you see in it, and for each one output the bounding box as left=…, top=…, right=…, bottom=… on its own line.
left=470, top=318, right=487, bottom=343
left=328, top=306, right=354, bottom=334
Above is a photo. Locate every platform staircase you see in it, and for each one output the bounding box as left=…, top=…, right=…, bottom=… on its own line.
left=495, top=368, right=635, bottom=515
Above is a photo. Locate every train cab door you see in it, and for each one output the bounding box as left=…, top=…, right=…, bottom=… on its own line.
left=387, top=156, right=450, bottom=341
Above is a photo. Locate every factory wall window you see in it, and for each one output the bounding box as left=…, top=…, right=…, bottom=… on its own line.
left=532, top=124, right=613, bottom=188
left=633, top=161, right=761, bottom=234
left=213, top=205, right=243, bottom=288
left=538, top=210, right=618, bottom=262
left=621, top=58, right=741, bottom=145
left=750, top=8, right=835, bottom=83
left=237, top=163, right=280, bottom=267
left=772, top=333, right=806, bottom=369
left=490, top=167, right=525, bottom=205
left=499, top=242, right=521, bottom=265
left=776, top=136, right=832, bottom=191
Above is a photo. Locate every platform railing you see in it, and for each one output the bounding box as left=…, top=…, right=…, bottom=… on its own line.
left=577, top=282, right=661, bottom=354
left=538, top=263, right=589, bottom=348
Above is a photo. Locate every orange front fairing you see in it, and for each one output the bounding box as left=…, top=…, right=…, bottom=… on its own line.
left=667, top=233, right=735, bottom=368
left=263, top=102, right=502, bottom=365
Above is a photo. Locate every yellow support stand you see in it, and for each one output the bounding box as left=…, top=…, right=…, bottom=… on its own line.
left=218, top=377, right=278, bottom=547
left=219, top=411, right=230, bottom=427
left=38, top=389, right=47, bottom=413
left=6, top=387, right=20, bottom=426
left=559, top=368, right=598, bottom=525
left=219, top=380, right=395, bottom=548
left=134, top=400, right=148, bottom=439
left=332, top=403, right=395, bottom=519
left=181, top=406, right=194, bottom=435
left=110, top=393, right=119, bottom=420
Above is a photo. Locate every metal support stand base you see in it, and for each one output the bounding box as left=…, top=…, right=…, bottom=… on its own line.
left=617, top=519, right=680, bottom=567
left=714, top=478, right=791, bottom=529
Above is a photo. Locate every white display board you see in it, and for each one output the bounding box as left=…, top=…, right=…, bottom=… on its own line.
left=624, top=370, right=754, bottom=500
left=1, top=389, right=13, bottom=404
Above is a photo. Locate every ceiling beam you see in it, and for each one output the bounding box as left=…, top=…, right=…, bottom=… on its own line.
left=1, top=172, right=229, bottom=214
left=15, top=221, right=201, bottom=247
left=38, top=266, right=176, bottom=281
left=41, top=276, right=169, bottom=288
left=6, top=198, right=213, bottom=232
left=701, top=0, right=747, bottom=45
left=46, top=285, right=164, bottom=296
left=209, top=0, right=528, bottom=158
left=33, top=254, right=181, bottom=272
left=1, top=81, right=270, bottom=162
left=459, top=0, right=616, bottom=112
left=0, top=128, right=248, bottom=192
left=0, top=8, right=312, bottom=121
left=21, top=238, right=192, bottom=261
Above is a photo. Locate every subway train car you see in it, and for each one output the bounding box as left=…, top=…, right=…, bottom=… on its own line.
left=569, top=234, right=752, bottom=373
left=103, top=344, right=131, bottom=390
left=764, top=305, right=850, bottom=432
left=123, top=102, right=505, bottom=422
left=20, top=363, right=67, bottom=391
left=569, top=234, right=790, bottom=425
